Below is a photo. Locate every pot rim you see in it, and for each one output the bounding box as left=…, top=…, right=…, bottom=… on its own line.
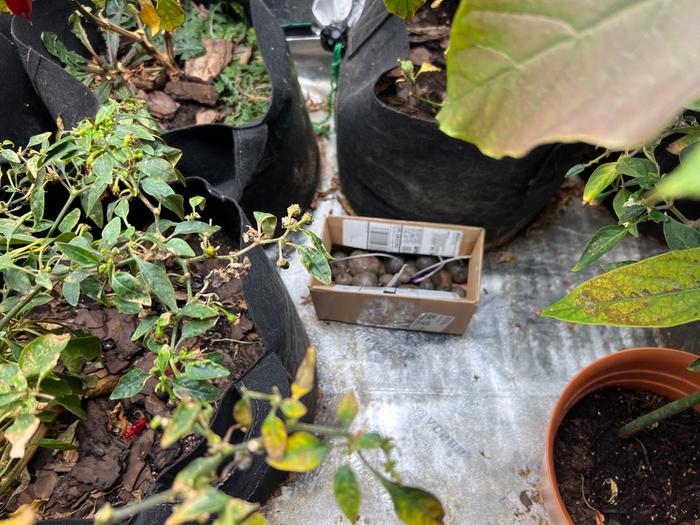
left=542, top=346, right=700, bottom=524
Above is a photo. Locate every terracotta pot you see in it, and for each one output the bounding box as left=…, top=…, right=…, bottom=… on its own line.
left=541, top=347, right=700, bottom=524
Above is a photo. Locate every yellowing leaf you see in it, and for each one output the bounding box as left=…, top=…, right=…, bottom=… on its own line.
left=156, top=0, right=184, bottom=32
left=291, top=347, right=316, bottom=400
left=417, top=62, right=441, bottom=77
left=139, top=0, right=160, bottom=35
left=0, top=1, right=11, bottom=14
left=336, top=391, right=358, bottom=427
left=262, top=413, right=287, bottom=461
left=266, top=431, right=329, bottom=472
left=233, top=398, right=253, bottom=428
left=380, top=476, right=445, bottom=525
left=542, top=247, right=700, bottom=327
left=0, top=505, right=36, bottom=525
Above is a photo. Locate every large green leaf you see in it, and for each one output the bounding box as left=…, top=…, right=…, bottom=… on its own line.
left=135, top=257, right=177, bottom=311
left=542, top=247, right=700, bottom=327
left=437, top=0, right=700, bottom=158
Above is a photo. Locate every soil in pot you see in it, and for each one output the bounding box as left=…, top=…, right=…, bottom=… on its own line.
left=45, top=1, right=271, bottom=130
left=554, top=387, right=700, bottom=525
left=0, top=233, right=265, bottom=521
left=374, top=0, right=457, bottom=121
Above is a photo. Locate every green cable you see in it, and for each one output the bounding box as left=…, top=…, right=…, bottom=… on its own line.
left=313, top=41, right=343, bottom=138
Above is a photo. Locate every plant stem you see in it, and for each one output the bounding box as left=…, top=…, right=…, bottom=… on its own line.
left=68, top=0, right=181, bottom=78
left=618, top=389, right=700, bottom=439
left=47, top=193, right=77, bottom=238
left=290, top=422, right=350, bottom=438
left=101, top=490, right=174, bottom=524
left=0, top=285, right=43, bottom=333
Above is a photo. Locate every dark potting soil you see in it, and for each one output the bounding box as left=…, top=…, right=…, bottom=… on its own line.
left=1, top=234, right=265, bottom=520
left=374, top=0, right=458, bottom=121
left=554, top=387, right=700, bottom=525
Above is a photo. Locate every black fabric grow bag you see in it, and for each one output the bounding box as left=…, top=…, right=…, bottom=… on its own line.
left=6, top=0, right=319, bottom=225
left=0, top=17, right=55, bottom=146
left=36, top=197, right=312, bottom=525
left=336, top=0, right=591, bottom=247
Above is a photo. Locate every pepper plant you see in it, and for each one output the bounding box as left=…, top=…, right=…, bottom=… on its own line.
left=86, top=347, right=445, bottom=525
left=0, top=98, right=329, bottom=499
left=540, top=117, right=700, bottom=438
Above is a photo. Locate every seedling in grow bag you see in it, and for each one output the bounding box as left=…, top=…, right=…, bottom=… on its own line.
left=34, top=0, right=271, bottom=128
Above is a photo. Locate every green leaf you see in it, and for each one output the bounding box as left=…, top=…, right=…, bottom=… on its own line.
left=663, top=217, right=700, bottom=250
left=112, top=272, right=152, bottom=306
left=35, top=272, right=53, bottom=290
left=162, top=401, right=200, bottom=448
left=33, top=438, right=78, bottom=451
left=180, top=317, right=217, bottom=341
left=174, top=221, right=219, bottom=236
left=58, top=208, right=81, bottom=233
left=132, top=316, right=158, bottom=341
left=179, top=303, right=218, bottom=319
left=31, top=186, right=45, bottom=223
left=110, top=368, right=150, bottom=399
left=61, top=335, right=100, bottom=374
left=582, top=163, right=617, bottom=204
left=0, top=363, right=27, bottom=393
left=167, top=488, right=229, bottom=525
left=262, top=413, right=287, bottom=460
left=173, top=377, right=222, bottom=402
left=102, top=217, right=121, bottom=247
left=62, top=269, right=91, bottom=306
left=57, top=241, right=101, bottom=265
left=572, top=225, right=628, bottom=272
left=19, top=334, right=71, bottom=384
left=184, top=360, right=230, bottom=380
left=379, top=475, right=444, bottom=525
left=3, top=267, right=32, bottom=294
left=564, top=164, right=585, bottom=178
left=136, top=257, right=178, bottom=311
left=334, top=465, right=361, bottom=523
left=542, top=247, right=700, bottom=327
left=436, top=0, right=700, bottom=158
left=615, top=157, right=657, bottom=180
left=253, top=211, right=277, bottom=237
left=336, top=391, right=359, bottom=427
left=142, top=177, right=175, bottom=200
left=302, top=230, right=333, bottom=260
left=295, top=245, right=332, bottom=284
left=137, top=158, right=176, bottom=181
left=166, top=238, right=195, bottom=256
left=156, top=0, right=185, bottom=32
left=383, top=0, right=426, bottom=19
left=353, top=432, right=390, bottom=451
left=6, top=413, right=40, bottom=459
left=266, top=431, right=329, bottom=472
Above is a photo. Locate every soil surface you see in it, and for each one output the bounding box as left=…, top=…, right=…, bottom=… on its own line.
left=1, top=234, right=265, bottom=520
left=374, top=0, right=458, bottom=120
left=554, top=387, right=700, bottom=525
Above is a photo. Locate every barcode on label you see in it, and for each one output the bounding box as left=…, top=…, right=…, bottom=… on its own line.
left=368, top=224, right=390, bottom=251
left=409, top=313, right=455, bottom=332
left=342, top=220, right=462, bottom=257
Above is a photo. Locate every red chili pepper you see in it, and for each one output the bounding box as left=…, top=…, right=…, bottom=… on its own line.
left=4, top=0, right=32, bottom=23
left=123, top=416, right=148, bottom=439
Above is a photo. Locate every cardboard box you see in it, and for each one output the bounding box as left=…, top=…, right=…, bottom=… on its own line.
left=309, top=215, right=485, bottom=335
